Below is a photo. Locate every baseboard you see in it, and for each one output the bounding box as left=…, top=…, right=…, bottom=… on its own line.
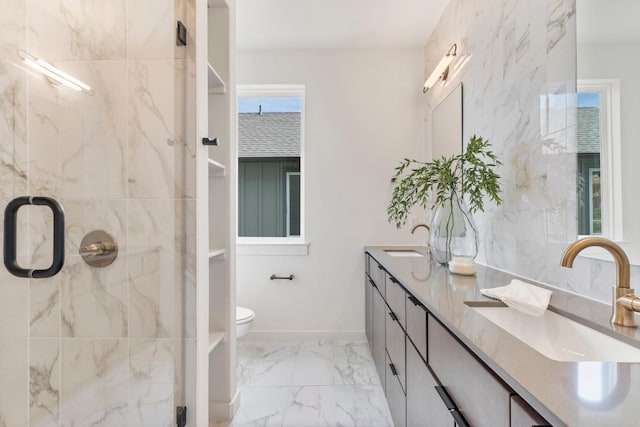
left=210, top=389, right=241, bottom=421
left=240, top=330, right=366, bottom=342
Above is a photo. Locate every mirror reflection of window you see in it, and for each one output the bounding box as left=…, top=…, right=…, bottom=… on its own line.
left=577, top=91, right=602, bottom=236
left=237, top=90, right=303, bottom=238
left=575, top=81, right=620, bottom=238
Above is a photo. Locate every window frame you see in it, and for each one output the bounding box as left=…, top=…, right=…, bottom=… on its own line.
left=236, top=84, right=307, bottom=255
left=577, top=79, right=622, bottom=241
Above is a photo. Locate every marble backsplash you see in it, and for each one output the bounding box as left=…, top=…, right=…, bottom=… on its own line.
left=422, top=0, right=634, bottom=304
left=0, top=0, right=196, bottom=425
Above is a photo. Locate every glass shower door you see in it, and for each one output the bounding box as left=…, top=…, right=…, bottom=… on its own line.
left=0, top=0, right=196, bottom=425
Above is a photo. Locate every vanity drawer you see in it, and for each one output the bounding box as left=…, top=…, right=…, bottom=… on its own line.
left=370, top=258, right=386, bottom=298
left=386, top=305, right=406, bottom=392
left=406, top=339, right=452, bottom=427
left=386, top=351, right=406, bottom=427
left=510, top=396, right=551, bottom=427
left=365, top=253, right=371, bottom=276
left=406, top=294, right=427, bottom=361
left=385, top=274, right=406, bottom=329
left=428, top=315, right=512, bottom=427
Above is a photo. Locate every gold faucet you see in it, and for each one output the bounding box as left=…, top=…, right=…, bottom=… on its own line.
left=411, top=223, right=431, bottom=254
left=411, top=223, right=430, bottom=234
left=561, top=236, right=639, bottom=327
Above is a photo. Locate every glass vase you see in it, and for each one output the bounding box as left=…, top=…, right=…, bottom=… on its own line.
left=429, top=192, right=479, bottom=265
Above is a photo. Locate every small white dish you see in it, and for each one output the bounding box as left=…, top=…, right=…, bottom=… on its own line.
left=448, top=257, right=476, bottom=275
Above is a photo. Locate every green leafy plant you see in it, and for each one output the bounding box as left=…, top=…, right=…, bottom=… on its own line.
left=387, top=135, right=503, bottom=228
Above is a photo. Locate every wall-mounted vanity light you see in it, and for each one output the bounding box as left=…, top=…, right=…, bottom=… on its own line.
left=422, top=43, right=457, bottom=93
left=17, top=49, right=93, bottom=95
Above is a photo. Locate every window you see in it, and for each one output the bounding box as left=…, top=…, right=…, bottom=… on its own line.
left=577, top=80, right=622, bottom=240
left=237, top=85, right=305, bottom=244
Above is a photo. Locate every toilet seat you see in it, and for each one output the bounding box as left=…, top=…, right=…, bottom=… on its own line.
left=236, top=306, right=255, bottom=325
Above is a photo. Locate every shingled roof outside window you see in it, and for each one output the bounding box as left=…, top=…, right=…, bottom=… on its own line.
left=238, top=112, right=301, bottom=157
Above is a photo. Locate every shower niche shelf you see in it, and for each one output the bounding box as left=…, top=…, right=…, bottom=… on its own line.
left=208, top=330, right=226, bottom=353
left=208, top=62, right=225, bottom=94
left=208, top=248, right=226, bottom=260
left=198, top=0, right=237, bottom=424
left=208, top=158, right=226, bottom=176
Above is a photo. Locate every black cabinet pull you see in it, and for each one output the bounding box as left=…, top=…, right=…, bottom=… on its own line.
left=377, top=264, right=384, bottom=270
left=388, top=311, right=398, bottom=322
left=451, top=409, right=470, bottom=427
left=389, top=363, right=398, bottom=376
left=389, top=276, right=398, bottom=284
left=435, top=386, right=470, bottom=427
left=408, top=295, right=422, bottom=307
left=202, top=137, right=219, bottom=146
left=4, top=196, right=65, bottom=278
left=368, top=277, right=377, bottom=289
left=435, top=386, right=456, bottom=410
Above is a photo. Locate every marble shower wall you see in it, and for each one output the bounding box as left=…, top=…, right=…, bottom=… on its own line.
left=422, top=0, right=608, bottom=299
left=0, top=0, right=197, bottom=425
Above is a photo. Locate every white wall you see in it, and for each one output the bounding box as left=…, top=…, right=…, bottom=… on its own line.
left=237, top=49, right=425, bottom=337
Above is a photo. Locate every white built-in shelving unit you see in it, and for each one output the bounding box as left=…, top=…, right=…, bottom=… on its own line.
left=196, top=0, right=237, bottom=424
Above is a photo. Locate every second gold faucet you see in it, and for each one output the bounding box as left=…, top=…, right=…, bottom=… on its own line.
left=561, top=237, right=639, bottom=327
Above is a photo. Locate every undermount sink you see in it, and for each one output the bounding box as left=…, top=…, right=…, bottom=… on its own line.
left=384, top=249, right=425, bottom=257
left=468, top=304, right=640, bottom=363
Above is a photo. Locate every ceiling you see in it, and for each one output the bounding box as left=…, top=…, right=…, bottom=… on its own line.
left=577, top=0, right=640, bottom=45
left=236, top=0, right=450, bottom=51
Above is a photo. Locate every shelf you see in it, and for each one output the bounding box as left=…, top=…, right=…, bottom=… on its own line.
left=208, top=158, right=226, bottom=176
left=208, top=248, right=226, bottom=260
left=207, top=62, right=226, bottom=94
left=207, top=0, right=228, bottom=8
left=208, top=330, right=226, bottom=353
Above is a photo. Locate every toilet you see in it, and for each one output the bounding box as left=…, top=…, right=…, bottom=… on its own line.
left=236, top=306, right=255, bottom=338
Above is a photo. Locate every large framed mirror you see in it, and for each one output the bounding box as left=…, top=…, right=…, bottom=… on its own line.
left=576, top=0, right=640, bottom=264
left=431, top=83, right=463, bottom=159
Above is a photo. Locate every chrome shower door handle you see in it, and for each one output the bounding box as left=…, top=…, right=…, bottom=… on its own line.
left=3, top=196, right=65, bottom=278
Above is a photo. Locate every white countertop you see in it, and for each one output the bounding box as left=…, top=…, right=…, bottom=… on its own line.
left=365, top=246, right=640, bottom=427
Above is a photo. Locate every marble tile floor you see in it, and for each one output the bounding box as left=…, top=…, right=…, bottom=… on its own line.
left=213, top=341, right=393, bottom=427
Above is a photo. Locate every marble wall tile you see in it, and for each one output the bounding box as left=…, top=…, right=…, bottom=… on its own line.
left=0, top=62, right=28, bottom=199
left=27, top=0, right=126, bottom=61
left=27, top=61, right=128, bottom=199
left=425, top=0, right=582, bottom=298
left=128, top=339, right=184, bottom=427
left=60, top=339, right=128, bottom=426
left=29, top=338, right=60, bottom=426
left=30, top=276, right=60, bottom=337
left=0, top=379, right=28, bottom=427
left=0, top=0, right=25, bottom=58
left=128, top=199, right=192, bottom=338
left=128, top=60, right=194, bottom=199
left=60, top=200, right=128, bottom=338
left=127, top=0, right=175, bottom=60
left=1, top=0, right=195, bottom=424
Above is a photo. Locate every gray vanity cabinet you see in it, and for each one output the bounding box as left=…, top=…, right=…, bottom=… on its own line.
left=386, top=275, right=406, bottom=328
left=406, top=339, right=453, bottom=427
left=372, top=280, right=387, bottom=389
left=385, top=274, right=407, bottom=391
left=364, top=252, right=551, bottom=427
left=511, top=396, right=551, bottom=427
left=428, top=314, right=512, bottom=427
left=406, top=294, right=427, bottom=361
left=365, top=275, right=373, bottom=349
left=386, top=303, right=406, bottom=392
left=386, top=352, right=406, bottom=427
